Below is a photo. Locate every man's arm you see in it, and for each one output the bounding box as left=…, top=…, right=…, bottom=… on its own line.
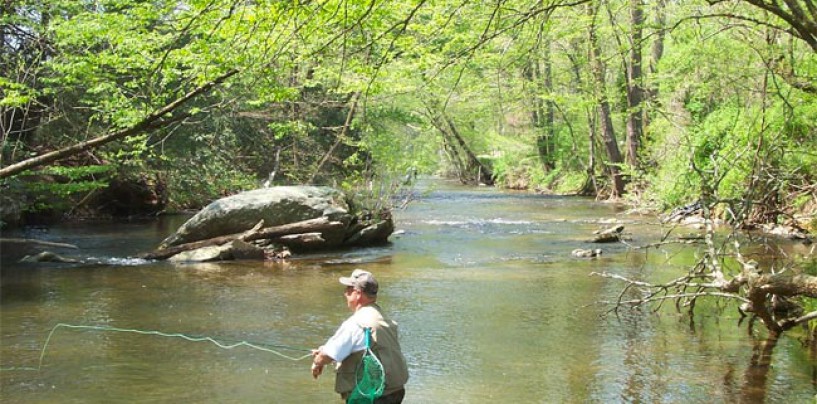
left=311, top=319, right=363, bottom=379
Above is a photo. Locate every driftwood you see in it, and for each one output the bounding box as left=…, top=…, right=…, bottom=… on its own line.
left=141, top=217, right=344, bottom=260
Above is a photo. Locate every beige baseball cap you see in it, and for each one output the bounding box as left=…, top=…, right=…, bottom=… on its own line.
left=339, top=269, right=378, bottom=295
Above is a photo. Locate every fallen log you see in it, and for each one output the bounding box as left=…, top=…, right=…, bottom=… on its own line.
left=140, top=217, right=344, bottom=260
left=167, top=239, right=266, bottom=263
left=272, top=233, right=327, bottom=249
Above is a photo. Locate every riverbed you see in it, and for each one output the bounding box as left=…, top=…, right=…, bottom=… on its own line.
left=1, top=179, right=815, bottom=403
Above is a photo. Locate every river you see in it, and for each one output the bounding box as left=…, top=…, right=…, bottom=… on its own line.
left=1, top=179, right=816, bottom=403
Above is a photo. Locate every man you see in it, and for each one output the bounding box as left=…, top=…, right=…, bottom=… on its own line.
left=311, top=269, right=409, bottom=403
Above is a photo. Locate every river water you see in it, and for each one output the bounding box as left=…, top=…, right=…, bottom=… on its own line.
left=1, top=179, right=816, bottom=403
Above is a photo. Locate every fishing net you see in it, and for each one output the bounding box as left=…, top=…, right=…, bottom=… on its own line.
left=346, top=327, right=385, bottom=404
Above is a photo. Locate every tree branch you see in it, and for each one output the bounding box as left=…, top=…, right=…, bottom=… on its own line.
left=0, top=69, right=240, bottom=179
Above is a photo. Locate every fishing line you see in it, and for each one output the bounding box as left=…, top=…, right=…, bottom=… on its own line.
left=1, top=323, right=312, bottom=372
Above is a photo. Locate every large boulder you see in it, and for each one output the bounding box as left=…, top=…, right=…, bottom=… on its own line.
left=159, top=186, right=353, bottom=248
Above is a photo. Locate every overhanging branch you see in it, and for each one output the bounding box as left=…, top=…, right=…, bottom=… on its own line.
left=0, top=69, right=240, bottom=179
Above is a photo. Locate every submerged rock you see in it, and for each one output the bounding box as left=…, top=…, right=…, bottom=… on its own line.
left=572, top=248, right=603, bottom=258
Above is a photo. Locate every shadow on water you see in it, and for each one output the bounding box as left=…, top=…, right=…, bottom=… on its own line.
left=738, top=336, right=778, bottom=404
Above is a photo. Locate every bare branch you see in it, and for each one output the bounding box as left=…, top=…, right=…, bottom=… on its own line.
left=779, top=310, right=817, bottom=330
left=598, top=292, right=750, bottom=307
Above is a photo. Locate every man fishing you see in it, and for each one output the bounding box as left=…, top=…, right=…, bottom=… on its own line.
left=311, top=269, right=409, bottom=403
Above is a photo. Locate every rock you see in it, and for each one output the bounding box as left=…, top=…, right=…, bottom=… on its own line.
left=761, top=223, right=812, bottom=242
left=345, top=219, right=395, bottom=246
left=794, top=214, right=817, bottom=233
left=168, top=239, right=265, bottom=262
left=572, top=248, right=602, bottom=258
left=591, top=225, right=624, bottom=243
left=154, top=186, right=397, bottom=261
left=269, top=248, right=291, bottom=260
left=593, top=224, right=624, bottom=235
left=159, top=186, right=352, bottom=248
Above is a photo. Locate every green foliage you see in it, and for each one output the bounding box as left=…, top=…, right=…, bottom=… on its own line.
left=0, top=78, right=37, bottom=107
left=3, top=0, right=817, bottom=225
left=550, top=170, right=589, bottom=195
left=491, top=150, right=537, bottom=190
left=163, top=150, right=257, bottom=211
left=14, top=165, right=114, bottom=213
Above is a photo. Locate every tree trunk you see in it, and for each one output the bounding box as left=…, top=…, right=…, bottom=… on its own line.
left=525, top=59, right=546, bottom=167
left=588, top=4, right=626, bottom=197
left=427, top=105, right=468, bottom=182
left=426, top=104, right=494, bottom=185
left=584, top=106, right=599, bottom=196
left=443, top=115, right=494, bottom=185
left=544, top=43, right=555, bottom=167
left=644, top=0, right=666, bottom=133
left=534, top=34, right=556, bottom=172
left=527, top=20, right=557, bottom=173
left=442, top=133, right=468, bottom=183
left=625, top=0, right=644, bottom=168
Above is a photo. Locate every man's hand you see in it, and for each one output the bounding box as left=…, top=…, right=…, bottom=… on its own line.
left=311, top=362, right=324, bottom=378
left=311, top=348, right=329, bottom=379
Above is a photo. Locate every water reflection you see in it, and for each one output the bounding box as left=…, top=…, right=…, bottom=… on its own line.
left=2, top=180, right=816, bottom=403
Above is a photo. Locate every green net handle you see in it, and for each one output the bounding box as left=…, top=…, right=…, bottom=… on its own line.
left=364, top=327, right=372, bottom=349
